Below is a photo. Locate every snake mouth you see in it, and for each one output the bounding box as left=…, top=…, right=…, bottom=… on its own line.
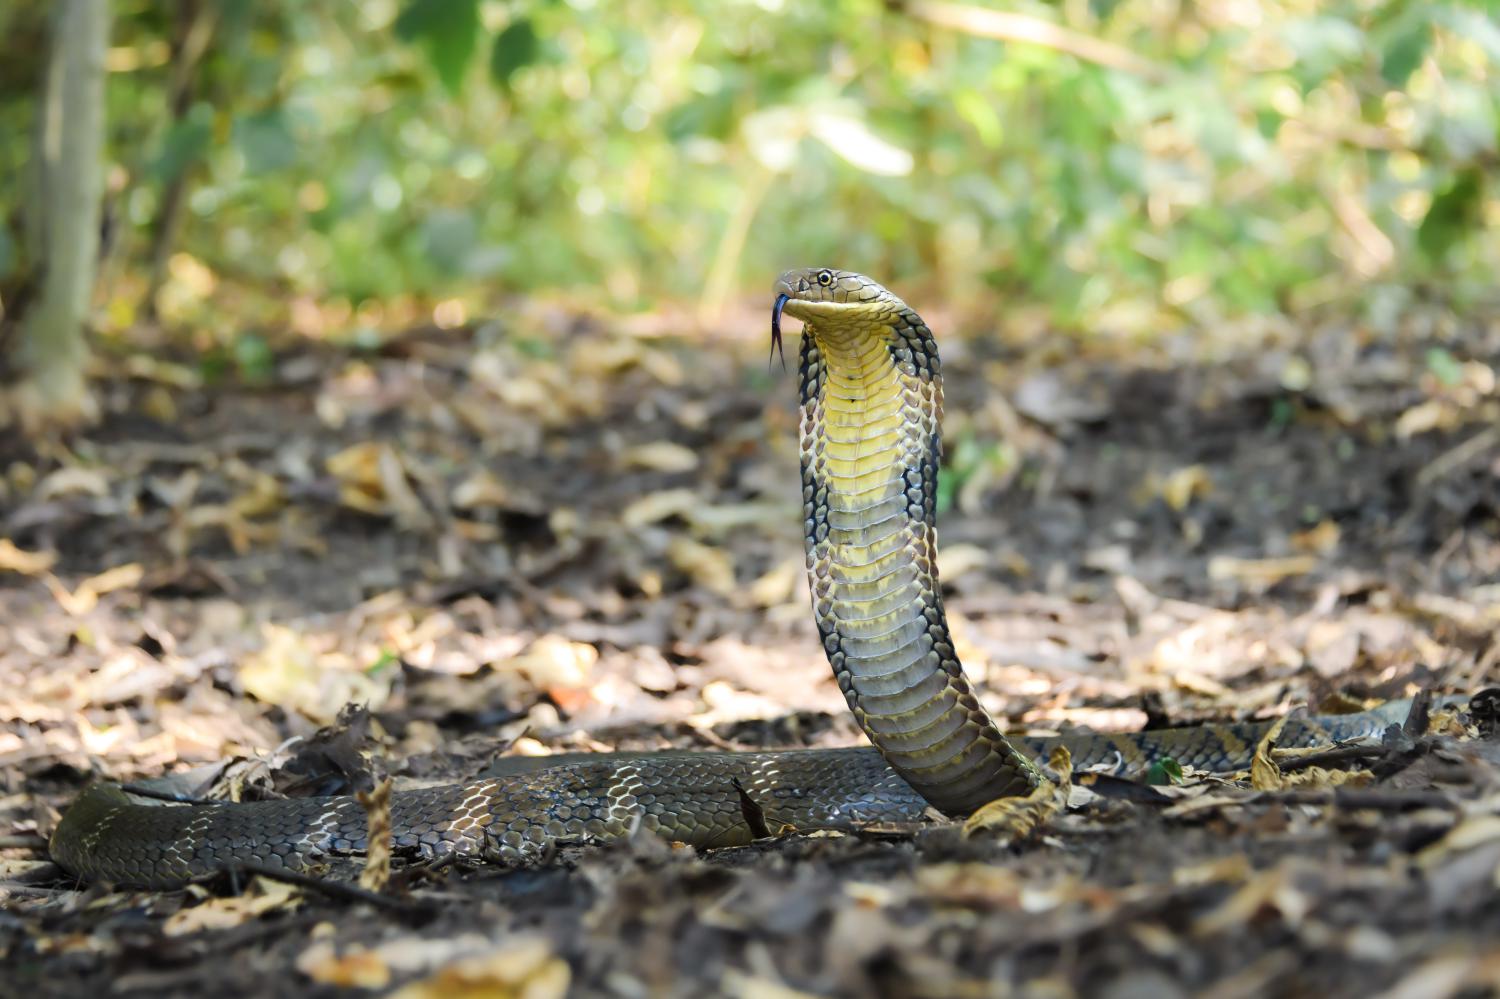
left=770, top=293, right=790, bottom=370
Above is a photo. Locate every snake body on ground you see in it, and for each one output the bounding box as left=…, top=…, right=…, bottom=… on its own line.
left=50, top=269, right=1440, bottom=887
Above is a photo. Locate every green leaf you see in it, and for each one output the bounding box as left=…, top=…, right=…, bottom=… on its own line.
left=1425, top=347, right=1463, bottom=387
left=233, top=109, right=297, bottom=174
left=233, top=333, right=275, bottom=384
left=0, top=222, right=15, bottom=278
left=1417, top=169, right=1485, bottom=263
left=394, top=0, right=480, bottom=95
left=490, top=18, right=539, bottom=90
left=151, top=102, right=214, bottom=184
left=1380, top=21, right=1429, bottom=86
left=421, top=208, right=478, bottom=275
left=1145, top=758, right=1184, bottom=786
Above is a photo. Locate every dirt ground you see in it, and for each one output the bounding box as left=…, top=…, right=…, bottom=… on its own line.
left=2, top=306, right=1498, bottom=998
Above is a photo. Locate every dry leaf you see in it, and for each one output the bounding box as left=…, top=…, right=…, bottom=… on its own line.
left=326, top=442, right=430, bottom=526
left=1394, top=399, right=1448, bottom=439
left=0, top=538, right=57, bottom=576
left=935, top=543, right=988, bottom=584
left=1291, top=519, right=1341, bottom=555
left=46, top=562, right=145, bottom=615
left=667, top=536, right=735, bottom=593
left=164, top=878, right=303, bottom=936
left=239, top=624, right=391, bottom=722
left=963, top=748, right=1069, bottom=841
left=358, top=778, right=394, bottom=893
left=1417, top=815, right=1500, bottom=868
left=749, top=557, right=801, bottom=608
left=297, top=939, right=393, bottom=989
left=452, top=470, right=511, bottom=510
left=504, top=635, right=598, bottom=693
left=388, top=937, right=570, bottom=999
left=1249, top=716, right=1291, bottom=790
left=620, top=488, right=697, bottom=528
left=622, top=441, right=699, bottom=473
left=1156, top=465, right=1213, bottom=511
left=34, top=466, right=110, bottom=501
left=1207, top=555, right=1318, bottom=586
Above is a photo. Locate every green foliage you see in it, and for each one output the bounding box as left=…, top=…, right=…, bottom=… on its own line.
left=2, top=0, right=1496, bottom=336
left=491, top=18, right=540, bottom=89
left=394, top=0, right=480, bottom=95
left=1146, top=758, right=1185, bottom=786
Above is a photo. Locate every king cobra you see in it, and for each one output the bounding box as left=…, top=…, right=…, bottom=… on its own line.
left=50, top=269, right=1443, bottom=887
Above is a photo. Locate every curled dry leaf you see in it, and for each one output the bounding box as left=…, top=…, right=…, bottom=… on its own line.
left=935, top=543, right=988, bottom=584
left=358, top=777, right=394, bottom=893
left=326, top=442, right=431, bottom=527
left=297, top=938, right=393, bottom=990
left=749, top=557, right=801, bottom=608
left=667, top=536, right=735, bottom=594
left=1154, top=464, right=1213, bottom=512
left=621, top=441, right=699, bottom=473
left=620, top=488, right=698, bottom=528
left=387, top=937, right=570, bottom=999
left=34, top=466, right=110, bottom=501
left=1250, top=717, right=1291, bottom=791
left=46, top=562, right=144, bottom=616
left=163, top=878, right=303, bottom=937
left=239, top=624, right=391, bottom=723
left=451, top=469, right=511, bottom=510
left=504, top=633, right=597, bottom=696
left=1207, top=555, right=1318, bottom=587
left=963, top=746, right=1071, bottom=841
left=0, top=538, right=57, bottom=577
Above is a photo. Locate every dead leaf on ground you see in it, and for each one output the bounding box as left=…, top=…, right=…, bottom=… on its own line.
left=667, top=536, right=735, bottom=593
left=1147, top=464, right=1213, bottom=512
left=46, top=562, right=144, bottom=616
left=239, top=624, right=392, bottom=723
left=622, top=441, right=699, bottom=473
left=964, top=747, right=1070, bottom=841
left=1208, top=555, right=1319, bottom=588
left=163, top=877, right=303, bottom=936
left=0, top=539, right=57, bottom=576
left=387, top=937, right=570, bottom=999
left=620, top=488, right=698, bottom=528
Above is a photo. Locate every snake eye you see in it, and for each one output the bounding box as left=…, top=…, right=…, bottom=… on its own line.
left=816, top=270, right=834, bottom=288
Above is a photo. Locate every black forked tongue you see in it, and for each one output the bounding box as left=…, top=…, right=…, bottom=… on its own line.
left=770, top=293, right=790, bottom=372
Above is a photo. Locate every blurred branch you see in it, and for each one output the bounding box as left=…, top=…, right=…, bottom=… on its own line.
left=144, top=0, right=218, bottom=322
left=900, top=0, right=1166, bottom=80
left=699, top=164, right=774, bottom=327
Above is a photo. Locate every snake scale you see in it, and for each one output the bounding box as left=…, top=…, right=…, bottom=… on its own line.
left=50, top=269, right=1440, bottom=887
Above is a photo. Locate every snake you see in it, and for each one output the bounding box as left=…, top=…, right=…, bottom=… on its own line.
left=49, top=268, right=1449, bottom=887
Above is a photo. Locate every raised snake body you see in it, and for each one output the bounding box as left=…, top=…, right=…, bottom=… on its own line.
left=50, top=269, right=1434, bottom=887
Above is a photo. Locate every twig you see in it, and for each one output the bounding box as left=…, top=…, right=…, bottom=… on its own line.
left=117, top=783, right=223, bottom=805
left=1416, top=426, right=1500, bottom=489
left=1259, top=788, right=1457, bottom=811
left=902, top=0, right=1167, bottom=79
left=200, top=861, right=433, bottom=913
left=732, top=778, right=773, bottom=840
left=0, top=833, right=49, bottom=849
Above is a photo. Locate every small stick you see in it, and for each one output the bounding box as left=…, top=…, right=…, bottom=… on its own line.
left=198, top=861, right=434, bottom=912
left=1260, top=788, right=1457, bottom=811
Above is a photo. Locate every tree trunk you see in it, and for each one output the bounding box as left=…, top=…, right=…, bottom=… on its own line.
left=13, top=0, right=110, bottom=428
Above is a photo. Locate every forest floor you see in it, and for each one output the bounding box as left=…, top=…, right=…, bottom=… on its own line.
left=1, top=305, right=1498, bottom=998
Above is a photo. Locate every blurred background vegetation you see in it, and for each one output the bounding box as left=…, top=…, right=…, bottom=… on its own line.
left=0, top=0, right=1497, bottom=424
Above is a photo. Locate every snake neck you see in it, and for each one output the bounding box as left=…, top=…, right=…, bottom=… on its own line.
left=797, top=309, right=1040, bottom=814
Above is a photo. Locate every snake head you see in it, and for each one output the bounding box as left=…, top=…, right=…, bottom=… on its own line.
left=772, top=269, right=897, bottom=367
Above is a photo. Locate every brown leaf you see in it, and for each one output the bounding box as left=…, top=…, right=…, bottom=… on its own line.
left=0, top=539, right=57, bottom=577
left=387, top=938, right=569, bottom=999
left=621, top=441, right=699, bottom=473
left=163, top=878, right=303, bottom=936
